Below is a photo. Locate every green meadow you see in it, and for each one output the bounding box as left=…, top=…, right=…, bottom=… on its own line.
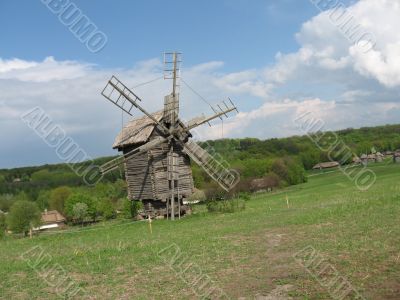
left=0, top=162, right=399, bottom=299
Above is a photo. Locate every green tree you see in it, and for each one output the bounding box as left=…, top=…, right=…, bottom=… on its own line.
left=7, top=201, right=41, bottom=235
left=122, top=199, right=141, bottom=219
left=72, top=203, right=88, bottom=226
left=65, top=193, right=96, bottom=222
left=0, top=194, right=14, bottom=212
left=97, top=198, right=116, bottom=220
left=14, top=191, right=30, bottom=202
left=36, top=190, right=50, bottom=211
left=49, top=186, right=71, bottom=214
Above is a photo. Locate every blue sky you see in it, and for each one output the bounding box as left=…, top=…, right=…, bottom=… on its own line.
left=1, top=0, right=400, bottom=168
left=2, top=1, right=327, bottom=70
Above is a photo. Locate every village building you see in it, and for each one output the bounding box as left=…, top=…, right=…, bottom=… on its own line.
left=360, top=154, right=368, bottom=165
left=394, top=152, right=400, bottom=163
left=384, top=150, right=394, bottom=156
left=312, top=161, right=340, bottom=170
left=375, top=152, right=384, bottom=162
left=34, top=210, right=67, bottom=231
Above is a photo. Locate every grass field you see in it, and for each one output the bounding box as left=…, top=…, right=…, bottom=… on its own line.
left=0, top=163, right=399, bottom=299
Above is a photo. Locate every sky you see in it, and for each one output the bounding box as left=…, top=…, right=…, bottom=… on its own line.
left=1, top=0, right=400, bottom=168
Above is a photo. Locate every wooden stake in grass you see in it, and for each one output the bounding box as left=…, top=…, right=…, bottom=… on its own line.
left=148, top=215, right=152, bottom=235
left=286, top=194, right=290, bottom=209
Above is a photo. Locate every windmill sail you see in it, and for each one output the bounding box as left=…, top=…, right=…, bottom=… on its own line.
left=185, top=100, right=238, bottom=131
left=183, top=140, right=239, bottom=191
left=101, top=76, right=142, bottom=116
left=100, top=136, right=167, bottom=175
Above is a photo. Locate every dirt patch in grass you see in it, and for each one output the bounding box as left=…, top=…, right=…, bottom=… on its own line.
left=217, top=227, right=305, bottom=299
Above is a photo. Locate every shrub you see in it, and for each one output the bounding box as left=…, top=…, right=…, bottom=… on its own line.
left=0, top=213, right=6, bottom=238
left=206, top=198, right=245, bottom=213
left=271, top=157, right=307, bottom=185
left=72, top=202, right=88, bottom=226
left=204, top=181, right=228, bottom=201
left=97, top=198, right=116, bottom=220
left=238, top=192, right=251, bottom=201
left=121, top=199, right=142, bottom=219
left=131, top=200, right=143, bottom=218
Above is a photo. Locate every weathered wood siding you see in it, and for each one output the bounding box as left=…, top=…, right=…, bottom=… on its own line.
left=123, top=135, right=194, bottom=201
left=123, top=146, right=155, bottom=200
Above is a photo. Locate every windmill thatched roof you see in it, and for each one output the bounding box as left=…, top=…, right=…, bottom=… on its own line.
left=113, top=111, right=164, bottom=149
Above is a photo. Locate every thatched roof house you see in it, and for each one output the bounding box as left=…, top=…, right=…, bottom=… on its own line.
left=36, top=210, right=66, bottom=231
left=375, top=152, right=384, bottom=162
left=312, top=161, right=340, bottom=169
left=394, top=152, right=400, bottom=163
left=360, top=153, right=379, bottom=164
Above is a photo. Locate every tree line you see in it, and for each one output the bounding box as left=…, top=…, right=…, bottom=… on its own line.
left=1, top=123, right=399, bottom=236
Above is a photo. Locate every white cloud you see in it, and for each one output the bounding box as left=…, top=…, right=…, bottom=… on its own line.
left=289, top=0, right=400, bottom=88
left=0, top=56, right=91, bottom=82
left=0, top=58, right=38, bottom=73
left=2, top=0, right=400, bottom=167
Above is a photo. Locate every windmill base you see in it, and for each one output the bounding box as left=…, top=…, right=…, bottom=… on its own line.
left=138, top=199, right=191, bottom=219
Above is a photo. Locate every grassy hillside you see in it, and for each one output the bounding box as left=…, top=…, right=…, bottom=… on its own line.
left=1, top=162, right=399, bottom=299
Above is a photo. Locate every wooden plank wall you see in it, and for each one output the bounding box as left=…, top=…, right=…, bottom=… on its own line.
left=123, top=135, right=194, bottom=201
left=123, top=149, right=155, bottom=200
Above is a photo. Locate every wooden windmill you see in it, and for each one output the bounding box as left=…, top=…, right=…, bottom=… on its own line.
left=100, top=52, right=238, bottom=219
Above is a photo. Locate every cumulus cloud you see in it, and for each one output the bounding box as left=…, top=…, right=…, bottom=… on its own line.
left=283, top=0, right=400, bottom=88
left=0, top=56, right=91, bottom=82
left=2, top=0, right=400, bottom=167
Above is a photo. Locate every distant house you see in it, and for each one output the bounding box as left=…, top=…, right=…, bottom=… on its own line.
left=375, top=152, right=384, bottom=162
left=13, top=178, right=21, bottom=183
left=312, top=161, right=340, bottom=170
left=35, top=210, right=67, bottom=231
left=384, top=151, right=394, bottom=157
left=360, top=153, right=380, bottom=165
left=394, top=152, right=400, bottom=163
left=353, top=156, right=361, bottom=164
